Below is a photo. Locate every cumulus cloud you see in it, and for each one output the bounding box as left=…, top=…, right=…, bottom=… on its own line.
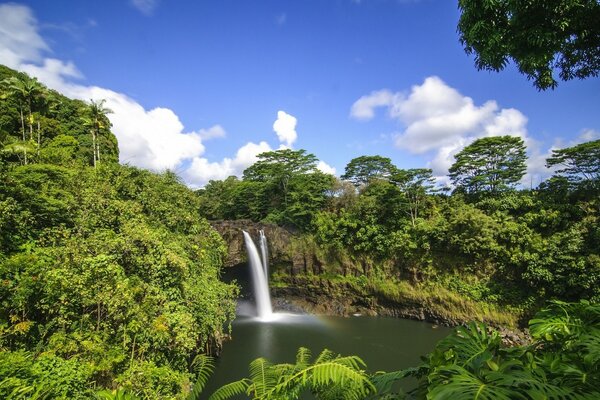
left=350, top=89, right=400, bottom=120
left=273, top=110, right=298, bottom=147
left=0, top=4, right=337, bottom=187
left=351, top=76, right=537, bottom=183
left=183, top=141, right=273, bottom=187
left=197, top=125, right=226, bottom=141
left=317, top=160, right=336, bottom=175
left=0, top=3, right=48, bottom=68
left=0, top=3, right=209, bottom=171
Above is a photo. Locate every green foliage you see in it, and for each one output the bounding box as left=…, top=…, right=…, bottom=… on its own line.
left=373, top=301, right=600, bottom=399
left=199, top=149, right=335, bottom=230
left=449, top=136, right=527, bottom=195
left=458, top=0, right=600, bottom=90
left=0, top=65, right=118, bottom=167
left=209, top=347, right=375, bottom=400
left=546, top=139, right=600, bottom=190
left=0, top=65, right=237, bottom=398
left=341, top=155, right=395, bottom=187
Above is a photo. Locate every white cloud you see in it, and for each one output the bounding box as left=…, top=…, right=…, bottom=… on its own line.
left=350, top=89, right=400, bottom=120
left=273, top=110, right=298, bottom=147
left=317, top=160, right=336, bottom=175
left=197, top=125, right=226, bottom=141
left=0, top=3, right=48, bottom=68
left=352, top=76, right=541, bottom=184
left=131, top=0, right=159, bottom=15
left=183, top=141, right=273, bottom=188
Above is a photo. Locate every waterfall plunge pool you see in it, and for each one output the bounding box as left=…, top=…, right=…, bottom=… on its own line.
left=203, top=309, right=451, bottom=397
left=204, top=248, right=452, bottom=397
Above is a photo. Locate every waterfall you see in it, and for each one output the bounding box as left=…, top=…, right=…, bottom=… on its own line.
left=259, top=230, right=269, bottom=281
left=243, top=231, right=273, bottom=319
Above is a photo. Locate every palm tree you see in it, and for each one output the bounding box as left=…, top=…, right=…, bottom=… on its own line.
left=1, top=75, right=46, bottom=164
left=81, top=99, right=113, bottom=168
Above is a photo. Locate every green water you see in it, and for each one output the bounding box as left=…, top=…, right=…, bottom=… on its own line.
left=202, top=310, right=451, bottom=398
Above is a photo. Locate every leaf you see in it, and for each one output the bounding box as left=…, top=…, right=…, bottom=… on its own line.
left=187, top=354, right=215, bottom=400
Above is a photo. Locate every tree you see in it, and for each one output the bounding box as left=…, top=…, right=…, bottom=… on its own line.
left=449, top=136, right=527, bottom=195
left=546, top=139, right=600, bottom=187
left=391, top=168, right=436, bottom=226
left=341, top=155, right=395, bottom=187
left=1, top=75, right=46, bottom=164
left=81, top=99, right=112, bottom=168
left=458, top=0, right=600, bottom=90
left=243, top=149, right=319, bottom=206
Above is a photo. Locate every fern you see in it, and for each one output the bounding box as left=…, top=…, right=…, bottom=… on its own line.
left=187, top=354, right=215, bottom=400
left=295, top=347, right=312, bottom=368
left=208, top=379, right=251, bottom=400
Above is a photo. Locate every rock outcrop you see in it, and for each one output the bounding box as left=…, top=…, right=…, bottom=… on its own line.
left=209, top=220, right=294, bottom=268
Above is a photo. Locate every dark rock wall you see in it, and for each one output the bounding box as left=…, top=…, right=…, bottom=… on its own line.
left=210, top=220, right=294, bottom=268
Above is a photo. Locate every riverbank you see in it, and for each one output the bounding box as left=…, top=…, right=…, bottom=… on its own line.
left=270, top=272, right=530, bottom=346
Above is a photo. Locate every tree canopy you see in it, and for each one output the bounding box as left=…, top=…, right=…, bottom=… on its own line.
left=449, top=135, right=527, bottom=194
left=546, top=138, right=600, bottom=186
left=458, top=0, right=600, bottom=90
left=341, top=155, right=395, bottom=187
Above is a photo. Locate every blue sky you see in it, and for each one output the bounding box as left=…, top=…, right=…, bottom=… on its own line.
left=1, top=0, right=598, bottom=187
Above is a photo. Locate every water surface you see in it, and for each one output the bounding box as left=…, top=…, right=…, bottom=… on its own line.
left=203, top=308, right=451, bottom=397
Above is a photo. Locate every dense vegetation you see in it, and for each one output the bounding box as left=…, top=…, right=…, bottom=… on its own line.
left=0, top=66, right=237, bottom=398
left=199, top=135, right=600, bottom=324
left=1, top=57, right=598, bottom=398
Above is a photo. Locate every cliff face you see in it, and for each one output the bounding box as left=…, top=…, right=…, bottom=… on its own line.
left=210, top=220, right=294, bottom=268
left=210, top=220, right=325, bottom=275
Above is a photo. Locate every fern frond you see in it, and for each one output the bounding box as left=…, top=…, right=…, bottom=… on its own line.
left=187, top=354, right=215, bottom=400
left=248, top=357, right=277, bottom=397
left=428, top=365, right=521, bottom=400
left=271, top=361, right=375, bottom=399
left=207, top=379, right=251, bottom=400
left=315, top=348, right=335, bottom=364
left=295, top=347, right=312, bottom=367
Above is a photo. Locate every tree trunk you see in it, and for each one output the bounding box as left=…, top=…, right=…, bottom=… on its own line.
left=96, top=128, right=101, bottom=165
left=37, top=120, right=41, bottom=156
left=20, top=108, right=27, bottom=165
left=91, top=129, right=97, bottom=168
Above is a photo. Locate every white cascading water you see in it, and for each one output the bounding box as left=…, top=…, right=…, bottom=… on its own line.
left=243, top=231, right=273, bottom=319
left=259, top=230, right=269, bottom=281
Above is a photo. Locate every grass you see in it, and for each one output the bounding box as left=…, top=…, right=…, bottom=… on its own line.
left=271, top=271, right=520, bottom=328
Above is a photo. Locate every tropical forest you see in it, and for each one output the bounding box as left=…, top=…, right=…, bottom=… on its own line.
left=0, top=1, right=599, bottom=399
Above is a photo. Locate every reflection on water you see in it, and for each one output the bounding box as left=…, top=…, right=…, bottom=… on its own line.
left=202, top=310, right=451, bottom=398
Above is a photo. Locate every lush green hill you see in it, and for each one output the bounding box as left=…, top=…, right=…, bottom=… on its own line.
left=0, top=66, right=237, bottom=398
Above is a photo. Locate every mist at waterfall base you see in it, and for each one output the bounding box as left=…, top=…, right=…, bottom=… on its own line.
left=202, top=231, right=451, bottom=397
